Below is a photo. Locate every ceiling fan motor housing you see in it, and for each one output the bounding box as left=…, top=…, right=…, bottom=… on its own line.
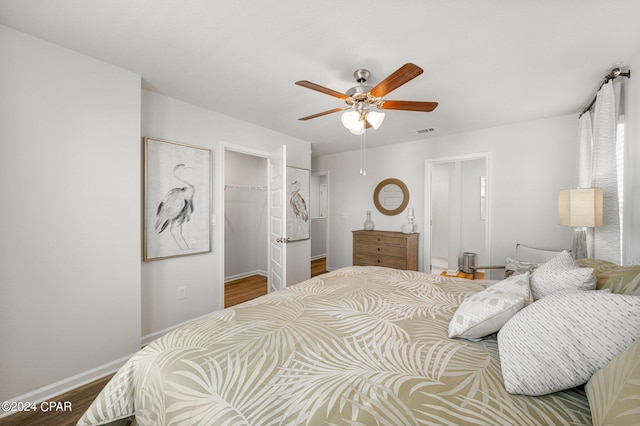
left=353, top=69, right=370, bottom=83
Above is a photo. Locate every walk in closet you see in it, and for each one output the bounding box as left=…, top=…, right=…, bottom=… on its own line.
left=224, top=150, right=269, bottom=282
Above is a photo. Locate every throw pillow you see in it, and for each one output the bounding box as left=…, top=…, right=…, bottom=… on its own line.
left=585, top=339, right=640, bottom=426
left=497, top=292, right=640, bottom=396
left=513, top=244, right=567, bottom=263
left=448, top=273, right=531, bottom=341
left=504, top=257, right=542, bottom=278
left=529, top=251, right=595, bottom=300
left=578, top=258, right=640, bottom=296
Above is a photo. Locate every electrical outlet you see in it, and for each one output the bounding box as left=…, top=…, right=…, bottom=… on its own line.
left=177, top=286, right=187, bottom=300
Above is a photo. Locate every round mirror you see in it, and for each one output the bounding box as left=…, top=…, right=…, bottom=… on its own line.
left=373, top=178, right=409, bottom=216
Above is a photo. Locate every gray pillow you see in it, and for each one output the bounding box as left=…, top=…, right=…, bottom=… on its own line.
left=498, top=291, right=640, bottom=396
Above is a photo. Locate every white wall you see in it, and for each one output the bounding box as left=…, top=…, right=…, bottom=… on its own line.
left=0, top=25, right=141, bottom=402
left=313, top=114, right=579, bottom=272
left=141, top=90, right=311, bottom=341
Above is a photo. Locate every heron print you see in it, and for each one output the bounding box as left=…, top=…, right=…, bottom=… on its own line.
left=156, top=163, right=195, bottom=250
left=144, top=137, right=211, bottom=261
left=286, top=167, right=310, bottom=241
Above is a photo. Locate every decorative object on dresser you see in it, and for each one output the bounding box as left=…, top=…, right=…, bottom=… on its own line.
left=363, top=210, right=375, bottom=230
left=400, top=207, right=414, bottom=234
left=353, top=230, right=419, bottom=271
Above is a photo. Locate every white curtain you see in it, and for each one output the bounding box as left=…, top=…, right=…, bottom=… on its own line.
left=579, top=81, right=621, bottom=263
left=576, top=112, right=595, bottom=256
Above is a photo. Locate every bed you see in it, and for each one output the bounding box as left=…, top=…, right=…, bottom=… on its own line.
left=78, top=262, right=640, bottom=426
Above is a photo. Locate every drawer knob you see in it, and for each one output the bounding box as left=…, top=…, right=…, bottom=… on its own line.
left=377, top=248, right=381, bottom=251
left=377, top=259, right=381, bottom=263
left=377, top=237, right=381, bottom=241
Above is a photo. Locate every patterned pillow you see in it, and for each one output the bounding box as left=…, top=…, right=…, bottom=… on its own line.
left=498, top=292, right=640, bottom=396
left=577, top=258, right=640, bottom=296
left=514, top=244, right=567, bottom=263
left=585, top=339, right=640, bottom=426
left=448, top=273, right=531, bottom=341
left=529, top=251, right=595, bottom=300
left=504, top=257, right=542, bottom=278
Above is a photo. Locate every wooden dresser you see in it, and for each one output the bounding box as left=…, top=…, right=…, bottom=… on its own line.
left=352, top=230, right=419, bottom=271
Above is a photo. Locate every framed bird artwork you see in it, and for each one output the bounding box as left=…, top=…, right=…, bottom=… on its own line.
left=143, top=137, right=212, bottom=261
left=286, top=167, right=310, bottom=242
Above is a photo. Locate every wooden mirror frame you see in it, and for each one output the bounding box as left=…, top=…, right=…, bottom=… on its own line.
left=373, top=178, right=410, bottom=216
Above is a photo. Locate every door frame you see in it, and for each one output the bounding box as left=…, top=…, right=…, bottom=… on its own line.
left=218, top=142, right=285, bottom=306
left=424, top=152, right=492, bottom=275
left=311, top=170, right=330, bottom=267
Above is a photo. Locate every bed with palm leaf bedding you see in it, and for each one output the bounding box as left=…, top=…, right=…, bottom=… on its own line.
left=78, top=263, right=640, bottom=426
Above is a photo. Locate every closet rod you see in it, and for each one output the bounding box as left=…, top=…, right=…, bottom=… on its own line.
left=224, top=184, right=267, bottom=191
left=579, top=67, right=631, bottom=118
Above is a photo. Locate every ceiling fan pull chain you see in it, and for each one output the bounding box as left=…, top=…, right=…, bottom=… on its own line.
left=360, top=130, right=367, bottom=176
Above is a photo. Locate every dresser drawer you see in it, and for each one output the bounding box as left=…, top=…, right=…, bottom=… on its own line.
left=356, top=242, right=407, bottom=257
left=354, top=233, right=408, bottom=247
left=354, top=254, right=407, bottom=270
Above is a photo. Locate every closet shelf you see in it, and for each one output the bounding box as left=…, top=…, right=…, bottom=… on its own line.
left=224, top=184, right=267, bottom=191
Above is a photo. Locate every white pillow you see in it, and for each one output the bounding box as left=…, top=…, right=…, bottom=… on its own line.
left=498, top=291, right=640, bottom=396
left=530, top=251, right=595, bottom=300
left=448, top=273, right=531, bottom=341
left=504, top=257, right=542, bottom=278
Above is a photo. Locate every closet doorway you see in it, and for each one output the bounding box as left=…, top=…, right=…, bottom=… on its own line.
left=221, top=143, right=287, bottom=308
left=223, top=148, right=272, bottom=307
left=310, top=171, right=329, bottom=274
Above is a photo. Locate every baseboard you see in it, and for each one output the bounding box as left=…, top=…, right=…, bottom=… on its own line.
left=0, top=354, right=133, bottom=420
left=141, top=311, right=214, bottom=346
left=224, top=269, right=268, bottom=283
left=311, top=254, right=327, bottom=261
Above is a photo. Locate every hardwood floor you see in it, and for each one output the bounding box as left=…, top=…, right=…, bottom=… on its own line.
left=0, top=258, right=328, bottom=425
left=0, top=374, right=124, bottom=426
left=311, top=257, right=327, bottom=277
left=224, top=274, right=268, bottom=308
left=224, top=257, right=327, bottom=307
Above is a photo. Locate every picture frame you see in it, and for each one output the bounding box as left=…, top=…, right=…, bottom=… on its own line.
left=143, top=137, right=212, bottom=261
left=286, top=166, right=310, bottom=242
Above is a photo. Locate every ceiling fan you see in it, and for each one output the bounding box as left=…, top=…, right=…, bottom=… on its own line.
left=295, top=63, right=438, bottom=135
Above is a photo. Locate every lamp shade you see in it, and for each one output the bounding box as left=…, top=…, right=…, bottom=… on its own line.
left=366, top=111, right=385, bottom=129
left=341, top=111, right=365, bottom=135
left=558, top=188, right=604, bottom=227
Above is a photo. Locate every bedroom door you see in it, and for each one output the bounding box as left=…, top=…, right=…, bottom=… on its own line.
left=268, top=145, right=287, bottom=292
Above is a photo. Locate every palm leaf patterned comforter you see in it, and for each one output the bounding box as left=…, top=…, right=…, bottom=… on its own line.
left=78, top=266, right=591, bottom=425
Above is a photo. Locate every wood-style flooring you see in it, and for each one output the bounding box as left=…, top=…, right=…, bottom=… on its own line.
left=224, top=274, right=268, bottom=308
left=0, top=374, right=120, bottom=426
left=224, top=257, right=327, bottom=308
left=0, top=258, right=328, bottom=426
left=310, top=257, right=327, bottom=277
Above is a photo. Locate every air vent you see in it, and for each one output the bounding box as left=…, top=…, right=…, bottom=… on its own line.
left=415, top=128, right=435, bottom=134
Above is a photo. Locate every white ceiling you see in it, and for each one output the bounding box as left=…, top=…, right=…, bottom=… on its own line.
left=2, top=0, right=640, bottom=156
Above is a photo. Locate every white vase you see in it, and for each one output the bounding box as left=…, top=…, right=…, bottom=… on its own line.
left=363, top=210, right=374, bottom=231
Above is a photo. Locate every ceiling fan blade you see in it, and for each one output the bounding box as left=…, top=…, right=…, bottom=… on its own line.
left=298, top=107, right=350, bottom=121
left=295, top=80, right=349, bottom=100
left=378, top=100, right=438, bottom=112
left=370, top=63, right=424, bottom=98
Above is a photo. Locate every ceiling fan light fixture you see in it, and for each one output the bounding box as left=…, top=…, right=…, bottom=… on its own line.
left=366, top=111, right=385, bottom=129
left=342, top=110, right=365, bottom=134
